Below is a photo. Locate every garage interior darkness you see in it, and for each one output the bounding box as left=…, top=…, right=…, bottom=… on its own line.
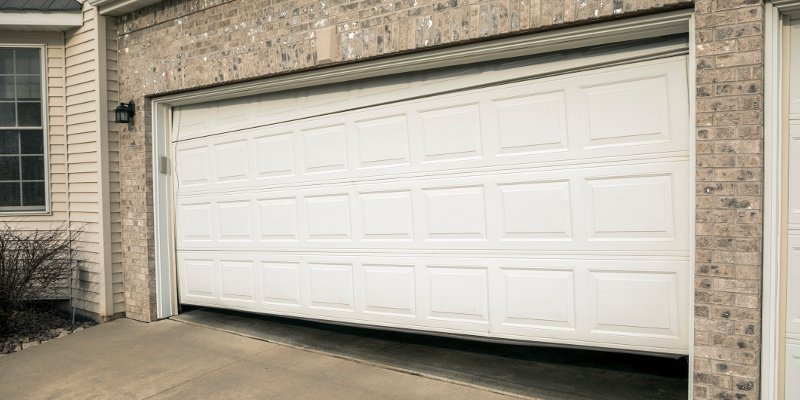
left=176, top=306, right=689, bottom=400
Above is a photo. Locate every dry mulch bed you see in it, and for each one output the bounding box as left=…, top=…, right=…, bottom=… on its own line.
left=1, top=305, right=95, bottom=356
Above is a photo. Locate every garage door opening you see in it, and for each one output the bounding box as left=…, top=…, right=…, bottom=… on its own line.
left=175, top=305, right=689, bottom=400
left=168, top=36, right=692, bottom=356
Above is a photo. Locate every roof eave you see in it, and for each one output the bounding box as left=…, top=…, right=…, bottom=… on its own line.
left=88, top=0, right=161, bottom=16
left=0, top=11, right=82, bottom=31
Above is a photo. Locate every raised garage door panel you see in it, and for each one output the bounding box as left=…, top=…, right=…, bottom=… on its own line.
left=173, top=56, right=690, bottom=354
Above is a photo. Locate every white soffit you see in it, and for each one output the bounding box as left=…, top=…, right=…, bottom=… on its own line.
left=0, top=11, right=82, bottom=31
left=88, top=0, right=161, bottom=16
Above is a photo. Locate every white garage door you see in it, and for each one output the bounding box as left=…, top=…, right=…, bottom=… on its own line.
left=171, top=51, right=690, bottom=354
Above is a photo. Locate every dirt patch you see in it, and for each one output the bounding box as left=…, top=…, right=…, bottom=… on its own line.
left=1, top=307, right=95, bottom=356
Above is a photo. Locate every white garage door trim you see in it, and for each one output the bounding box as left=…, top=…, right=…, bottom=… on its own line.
left=151, top=11, right=694, bottom=350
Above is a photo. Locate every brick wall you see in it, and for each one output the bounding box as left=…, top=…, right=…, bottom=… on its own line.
left=114, top=0, right=765, bottom=398
left=693, top=1, right=764, bottom=399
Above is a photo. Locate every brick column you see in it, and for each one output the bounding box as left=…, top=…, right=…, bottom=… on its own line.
left=120, top=95, right=157, bottom=322
left=693, top=1, right=764, bottom=399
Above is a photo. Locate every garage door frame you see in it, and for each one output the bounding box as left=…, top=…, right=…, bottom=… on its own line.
left=764, top=2, right=800, bottom=399
left=150, top=6, right=694, bottom=352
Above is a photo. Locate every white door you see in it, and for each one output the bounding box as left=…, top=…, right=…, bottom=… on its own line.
left=171, top=50, right=691, bottom=354
left=785, top=20, right=800, bottom=400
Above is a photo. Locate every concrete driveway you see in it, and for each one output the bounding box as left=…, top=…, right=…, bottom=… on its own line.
left=0, top=318, right=518, bottom=400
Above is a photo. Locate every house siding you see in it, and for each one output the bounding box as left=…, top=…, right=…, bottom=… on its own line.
left=65, top=2, right=105, bottom=317
left=113, top=0, right=765, bottom=399
left=105, top=14, right=124, bottom=315
left=0, top=1, right=123, bottom=321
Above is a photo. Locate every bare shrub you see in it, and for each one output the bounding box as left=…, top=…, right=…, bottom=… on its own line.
left=0, top=224, right=81, bottom=333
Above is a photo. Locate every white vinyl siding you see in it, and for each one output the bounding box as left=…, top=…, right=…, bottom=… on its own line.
left=64, top=2, right=103, bottom=315
left=0, top=1, right=123, bottom=320
left=104, top=13, right=123, bottom=315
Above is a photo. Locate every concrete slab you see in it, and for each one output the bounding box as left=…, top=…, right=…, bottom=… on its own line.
left=174, top=307, right=689, bottom=400
left=0, top=318, right=517, bottom=400
left=152, top=346, right=511, bottom=400
left=0, top=319, right=274, bottom=399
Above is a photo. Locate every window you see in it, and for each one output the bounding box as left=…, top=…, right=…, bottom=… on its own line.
left=0, top=47, right=46, bottom=212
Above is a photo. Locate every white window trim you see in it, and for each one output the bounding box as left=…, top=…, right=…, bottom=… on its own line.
left=0, top=43, right=50, bottom=216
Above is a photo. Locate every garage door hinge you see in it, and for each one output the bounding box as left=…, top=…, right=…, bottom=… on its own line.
left=159, top=156, right=169, bottom=175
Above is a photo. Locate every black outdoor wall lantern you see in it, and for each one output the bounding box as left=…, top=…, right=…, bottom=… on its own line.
left=114, top=101, right=135, bottom=124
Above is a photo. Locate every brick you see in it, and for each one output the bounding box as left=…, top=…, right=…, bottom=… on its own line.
left=694, top=372, right=732, bottom=389
left=695, top=9, right=738, bottom=28
left=694, top=384, right=708, bottom=399
left=709, top=389, right=756, bottom=400
left=714, top=22, right=763, bottom=41
left=697, top=39, right=737, bottom=56
left=716, top=51, right=763, bottom=68
left=714, top=80, right=761, bottom=96
left=715, top=0, right=760, bottom=11
left=735, top=6, right=762, bottom=23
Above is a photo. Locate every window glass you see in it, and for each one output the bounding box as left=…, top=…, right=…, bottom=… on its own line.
left=0, top=156, right=20, bottom=180
left=0, top=183, right=20, bottom=207
left=17, top=103, right=41, bottom=126
left=0, top=130, right=17, bottom=153
left=21, top=156, right=44, bottom=180
left=0, top=49, right=13, bottom=74
left=0, top=47, right=46, bottom=212
left=0, top=76, right=13, bottom=101
left=14, top=49, right=40, bottom=74
left=20, top=130, right=43, bottom=154
left=0, top=103, right=13, bottom=126
left=16, top=76, right=40, bottom=101
left=21, top=182, right=44, bottom=206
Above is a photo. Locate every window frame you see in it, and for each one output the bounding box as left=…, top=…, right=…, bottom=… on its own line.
left=0, top=43, right=50, bottom=215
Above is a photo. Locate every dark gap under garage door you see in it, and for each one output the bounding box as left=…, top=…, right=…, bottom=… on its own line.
left=174, top=306, right=687, bottom=400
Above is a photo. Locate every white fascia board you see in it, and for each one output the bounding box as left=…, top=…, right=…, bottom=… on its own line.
left=0, top=11, right=82, bottom=31
left=88, top=0, right=162, bottom=16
